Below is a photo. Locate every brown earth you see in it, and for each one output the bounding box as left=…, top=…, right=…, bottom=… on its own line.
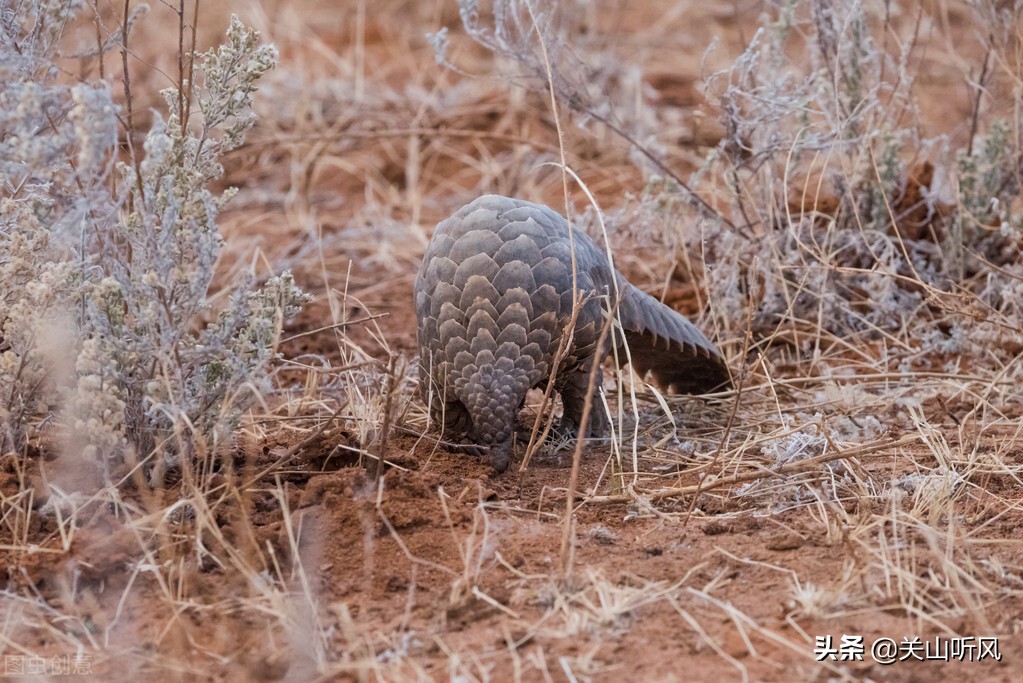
left=3, top=1, right=1023, bottom=682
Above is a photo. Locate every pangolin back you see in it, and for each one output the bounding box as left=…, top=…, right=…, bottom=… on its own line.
left=414, top=195, right=729, bottom=471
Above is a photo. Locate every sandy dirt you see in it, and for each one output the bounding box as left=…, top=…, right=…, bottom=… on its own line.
left=3, top=1, right=1023, bottom=682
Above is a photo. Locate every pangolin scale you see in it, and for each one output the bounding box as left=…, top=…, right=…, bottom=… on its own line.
left=414, top=195, right=730, bottom=472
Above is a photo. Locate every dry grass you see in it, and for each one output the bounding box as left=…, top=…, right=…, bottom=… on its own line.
left=2, top=0, right=1023, bottom=681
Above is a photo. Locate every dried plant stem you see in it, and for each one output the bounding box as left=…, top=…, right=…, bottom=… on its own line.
left=583, top=434, right=920, bottom=505
left=559, top=299, right=618, bottom=577
left=120, top=0, right=145, bottom=207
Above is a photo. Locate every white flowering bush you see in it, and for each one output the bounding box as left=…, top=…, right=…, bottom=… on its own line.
left=1, top=3, right=308, bottom=477
left=696, top=2, right=1023, bottom=345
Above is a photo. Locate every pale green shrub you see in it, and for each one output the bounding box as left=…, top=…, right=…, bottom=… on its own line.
left=0, top=3, right=309, bottom=479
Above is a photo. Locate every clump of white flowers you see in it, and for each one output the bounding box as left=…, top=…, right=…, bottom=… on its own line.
left=1, top=6, right=308, bottom=480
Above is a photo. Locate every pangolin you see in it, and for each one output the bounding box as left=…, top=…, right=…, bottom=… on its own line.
left=414, top=195, right=730, bottom=472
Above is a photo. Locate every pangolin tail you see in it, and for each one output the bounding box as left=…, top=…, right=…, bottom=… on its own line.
left=615, top=282, right=731, bottom=393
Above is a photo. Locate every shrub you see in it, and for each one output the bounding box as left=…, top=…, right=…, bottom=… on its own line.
left=0, top=3, right=309, bottom=481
